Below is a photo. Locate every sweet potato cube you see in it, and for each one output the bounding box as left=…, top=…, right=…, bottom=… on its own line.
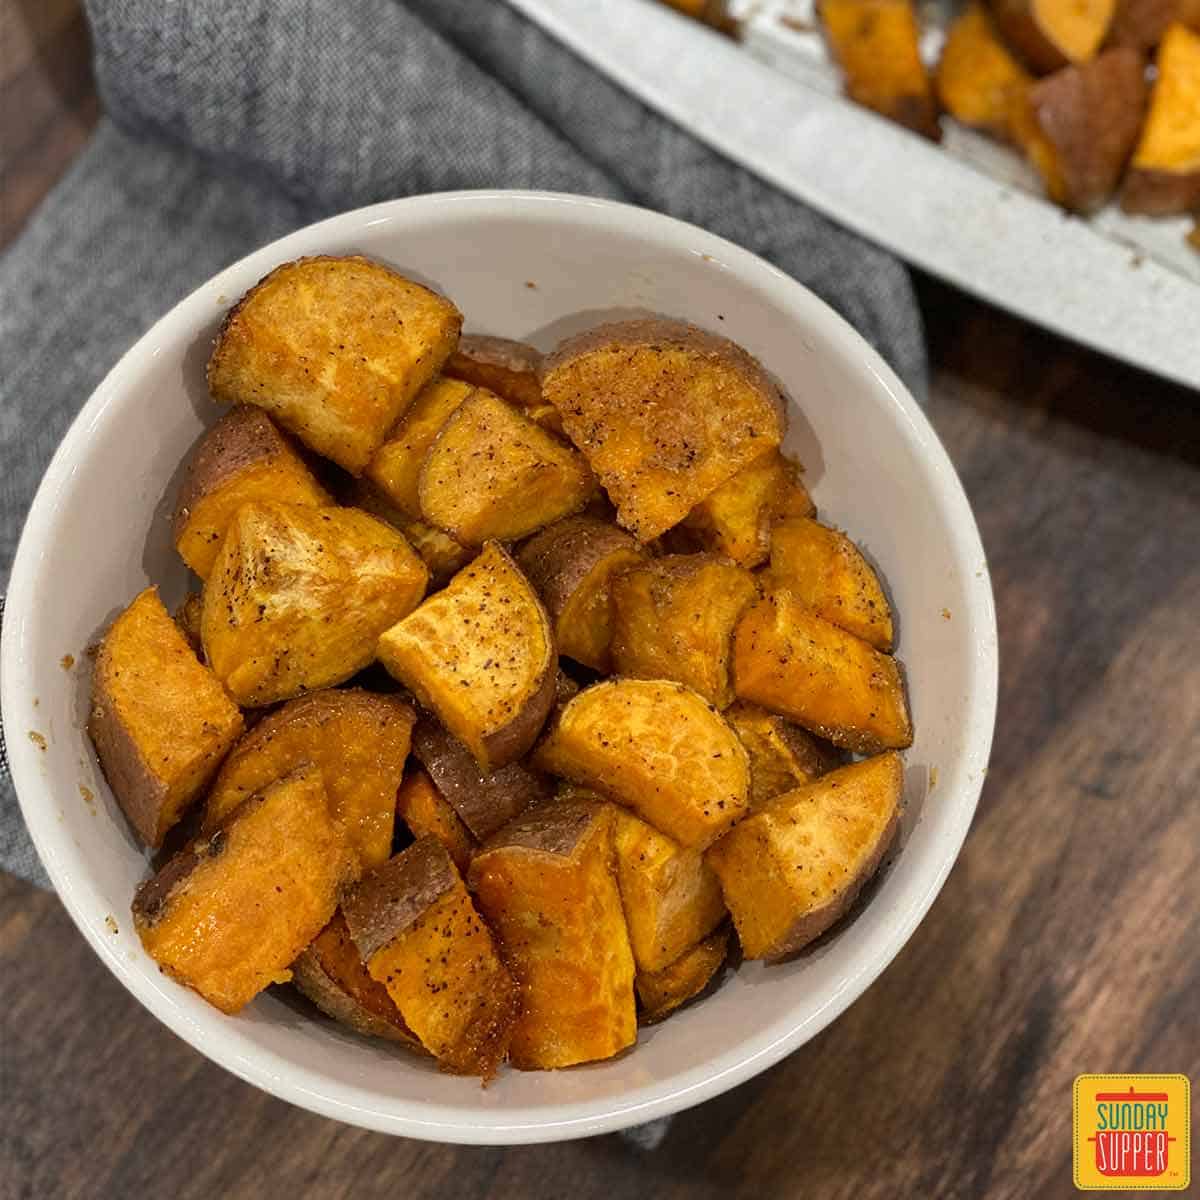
left=133, top=765, right=357, bottom=1012
left=725, top=702, right=839, bottom=807
left=533, top=679, right=750, bottom=849
left=636, top=929, right=729, bottom=1024
left=418, top=390, right=594, bottom=546
left=765, top=517, right=894, bottom=650
left=395, top=767, right=477, bottom=873
left=612, top=809, right=727, bottom=973
left=89, top=587, right=243, bottom=847
left=1122, top=25, right=1200, bottom=215
left=364, top=377, right=475, bottom=519
left=611, top=554, right=759, bottom=709
left=342, top=838, right=517, bottom=1078
left=680, top=449, right=814, bottom=568
left=201, top=502, right=428, bottom=706
left=733, top=592, right=912, bottom=754
left=541, top=320, right=785, bottom=542
left=707, top=753, right=903, bottom=960
left=377, top=541, right=556, bottom=770
left=173, top=407, right=330, bottom=580
left=207, top=256, right=462, bottom=474
left=517, top=516, right=646, bottom=671
left=410, top=718, right=551, bottom=841
left=820, top=0, right=941, bottom=140
left=991, top=0, right=1116, bottom=71
left=443, top=334, right=545, bottom=410
left=203, top=689, right=414, bottom=870
left=469, top=801, right=636, bottom=1069
left=292, top=911, right=423, bottom=1047
left=348, top=479, right=472, bottom=584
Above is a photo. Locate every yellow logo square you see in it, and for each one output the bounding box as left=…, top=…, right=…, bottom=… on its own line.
left=1074, top=1075, right=1190, bottom=1191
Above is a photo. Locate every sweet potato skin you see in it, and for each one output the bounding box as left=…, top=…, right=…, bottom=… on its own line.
left=679, top=450, right=815, bottom=568
left=533, top=679, right=751, bottom=849
left=469, top=801, right=636, bottom=1070
left=291, top=911, right=422, bottom=1047
left=611, top=554, right=759, bottom=709
left=89, top=587, right=243, bottom=847
left=395, top=767, right=477, bottom=873
left=541, top=319, right=785, bottom=542
left=207, top=256, right=462, bottom=474
left=173, top=406, right=331, bottom=579
left=1121, top=24, right=1200, bottom=214
left=820, top=0, right=942, bottom=139
left=636, top=928, right=729, bottom=1024
left=992, top=0, right=1117, bottom=70
left=410, top=717, right=551, bottom=841
left=732, top=591, right=912, bottom=754
left=517, top=516, right=645, bottom=672
left=725, top=701, right=839, bottom=807
left=342, top=838, right=517, bottom=1078
left=201, top=501, right=428, bottom=707
left=203, top=688, right=414, bottom=870
left=418, top=391, right=594, bottom=546
left=765, top=517, right=894, bottom=651
left=133, top=765, right=357, bottom=1013
left=377, top=541, right=557, bottom=770
left=1027, top=49, right=1147, bottom=213
left=443, top=335, right=544, bottom=409
left=706, top=753, right=903, bottom=960
left=612, top=809, right=727, bottom=972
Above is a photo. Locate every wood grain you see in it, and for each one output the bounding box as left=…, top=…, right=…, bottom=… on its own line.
left=2, top=3, right=1198, bottom=1196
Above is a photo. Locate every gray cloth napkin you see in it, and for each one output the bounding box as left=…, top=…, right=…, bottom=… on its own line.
left=0, top=3, right=925, bottom=1135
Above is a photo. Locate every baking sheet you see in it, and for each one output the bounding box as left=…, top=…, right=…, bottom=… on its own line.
left=510, top=0, right=1200, bottom=391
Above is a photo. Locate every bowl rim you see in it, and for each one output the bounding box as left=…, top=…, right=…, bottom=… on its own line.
left=1, top=189, right=998, bottom=1143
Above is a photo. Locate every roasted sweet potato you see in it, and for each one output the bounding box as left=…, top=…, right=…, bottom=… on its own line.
left=541, top=320, right=785, bottom=542
left=936, top=3, right=1033, bottom=140
left=410, top=717, right=551, bottom=841
left=291, top=911, right=422, bottom=1047
left=173, top=593, right=204, bottom=657
left=133, top=764, right=357, bottom=1012
left=732, top=591, right=912, bottom=754
left=342, top=837, right=517, bottom=1078
left=395, top=766, right=477, bottom=873
left=363, top=377, right=475, bottom=518
left=443, top=335, right=544, bottom=409
left=678, top=449, right=814, bottom=568
left=207, top=256, right=462, bottom=474
left=201, top=501, right=428, bottom=706
left=725, top=702, right=839, bottom=807
left=347, top=479, right=472, bottom=584
left=517, top=516, right=645, bottom=671
left=533, top=679, right=750, bottom=848
left=89, top=587, right=243, bottom=847
left=612, top=809, right=727, bottom=972
left=1106, top=0, right=1198, bottom=49
left=1023, top=49, right=1147, bottom=213
left=1121, top=25, right=1200, bottom=214
left=765, top=517, right=894, bottom=651
left=203, top=689, right=414, bottom=870
left=636, top=928, right=729, bottom=1024
left=173, top=407, right=331, bottom=579
left=820, top=0, right=941, bottom=140
left=418, top=390, right=594, bottom=546
left=610, top=554, right=759, bottom=709
left=992, top=0, right=1116, bottom=69
left=707, top=753, right=903, bottom=960
left=469, top=800, right=636, bottom=1069
left=377, top=541, right=556, bottom=770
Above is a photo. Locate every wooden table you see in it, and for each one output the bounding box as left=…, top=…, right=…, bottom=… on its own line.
left=3, top=5, right=1198, bottom=1197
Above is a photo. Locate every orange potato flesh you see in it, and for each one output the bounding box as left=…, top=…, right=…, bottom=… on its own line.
left=443, top=335, right=544, bottom=410
left=765, top=517, right=894, bottom=651
left=992, top=0, right=1116, bottom=70
left=203, top=689, right=414, bottom=871
left=469, top=802, right=636, bottom=1069
left=636, top=928, right=729, bottom=1024
left=706, top=753, right=903, bottom=960
left=89, top=587, right=243, bottom=847
left=347, top=479, right=472, bottom=584
left=732, top=591, right=912, bottom=754
left=395, top=767, right=477, bottom=873
left=133, top=765, right=357, bottom=1013
left=724, top=702, right=839, bottom=808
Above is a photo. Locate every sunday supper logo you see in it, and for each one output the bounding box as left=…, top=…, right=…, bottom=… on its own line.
left=1074, top=1075, right=1190, bottom=1191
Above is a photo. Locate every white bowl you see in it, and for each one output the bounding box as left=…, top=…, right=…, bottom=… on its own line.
left=1, top=191, right=997, bottom=1144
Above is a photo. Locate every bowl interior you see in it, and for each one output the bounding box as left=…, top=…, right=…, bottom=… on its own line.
left=2, top=192, right=996, bottom=1143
